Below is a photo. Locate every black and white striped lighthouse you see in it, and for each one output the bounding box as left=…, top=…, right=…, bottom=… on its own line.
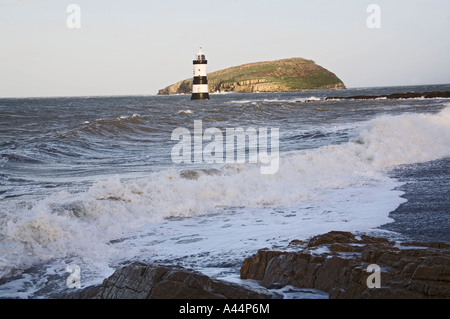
left=191, top=47, right=210, bottom=100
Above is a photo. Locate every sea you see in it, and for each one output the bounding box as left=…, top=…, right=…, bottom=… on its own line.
left=0, top=84, right=449, bottom=299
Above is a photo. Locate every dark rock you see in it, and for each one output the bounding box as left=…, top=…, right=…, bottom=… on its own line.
left=240, top=249, right=286, bottom=281
left=386, top=92, right=423, bottom=99
left=423, top=91, right=450, bottom=98
left=307, top=230, right=358, bottom=247
left=240, top=231, right=450, bottom=299
left=325, top=90, right=450, bottom=101
left=64, top=262, right=275, bottom=299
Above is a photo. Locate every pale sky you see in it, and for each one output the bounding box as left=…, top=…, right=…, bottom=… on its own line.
left=1, top=0, right=449, bottom=97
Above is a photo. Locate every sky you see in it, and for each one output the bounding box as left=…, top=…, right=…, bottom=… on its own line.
left=0, top=0, right=450, bottom=98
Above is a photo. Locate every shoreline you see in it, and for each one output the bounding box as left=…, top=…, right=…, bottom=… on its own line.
left=379, top=157, right=450, bottom=243
left=62, top=230, right=450, bottom=299
left=62, top=158, right=450, bottom=299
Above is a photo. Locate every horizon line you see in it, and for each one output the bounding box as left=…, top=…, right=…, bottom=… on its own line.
left=0, top=82, right=449, bottom=99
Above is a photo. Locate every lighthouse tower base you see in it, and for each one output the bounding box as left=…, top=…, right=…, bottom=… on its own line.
left=191, top=92, right=210, bottom=100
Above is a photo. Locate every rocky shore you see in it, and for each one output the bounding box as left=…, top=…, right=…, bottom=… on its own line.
left=63, top=231, right=450, bottom=299
left=63, top=262, right=274, bottom=299
left=325, top=90, right=450, bottom=100
left=241, top=231, right=450, bottom=299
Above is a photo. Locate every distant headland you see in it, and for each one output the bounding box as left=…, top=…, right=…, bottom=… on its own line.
left=158, top=57, right=346, bottom=95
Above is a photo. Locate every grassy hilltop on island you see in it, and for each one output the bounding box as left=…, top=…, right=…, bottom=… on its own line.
left=158, top=57, right=346, bottom=95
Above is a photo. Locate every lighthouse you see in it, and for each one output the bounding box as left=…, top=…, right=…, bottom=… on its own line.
left=191, top=47, right=210, bottom=100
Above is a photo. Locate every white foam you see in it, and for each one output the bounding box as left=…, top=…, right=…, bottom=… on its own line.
left=354, top=107, right=450, bottom=167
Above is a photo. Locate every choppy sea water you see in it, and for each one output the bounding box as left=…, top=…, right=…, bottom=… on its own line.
left=0, top=84, right=449, bottom=298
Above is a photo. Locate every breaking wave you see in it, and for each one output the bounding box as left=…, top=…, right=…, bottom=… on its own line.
left=1, top=106, right=450, bottom=278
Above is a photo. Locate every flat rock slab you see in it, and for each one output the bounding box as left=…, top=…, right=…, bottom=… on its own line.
left=240, top=231, right=450, bottom=299
left=63, top=262, right=275, bottom=299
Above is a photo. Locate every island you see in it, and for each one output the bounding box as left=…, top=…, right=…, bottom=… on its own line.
left=158, top=57, right=346, bottom=95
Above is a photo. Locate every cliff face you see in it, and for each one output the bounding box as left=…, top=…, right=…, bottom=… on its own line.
left=158, top=58, right=345, bottom=95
